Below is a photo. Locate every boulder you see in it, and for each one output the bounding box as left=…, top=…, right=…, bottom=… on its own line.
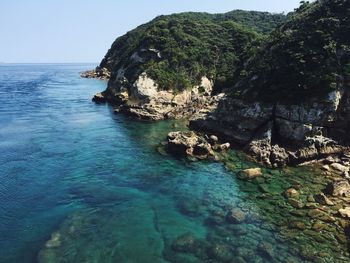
left=209, top=135, right=219, bottom=144
left=314, top=193, right=334, bottom=206
left=218, top=143, right=230, bottom=152
left=166, top=131, right=214, bottom=159
left=167, top=131, right=199, bottom=156
left=172, top=233, right=198, bottom=253
left=92, top=92, right=106, bottom=103
left=207, top=243, right=233, bottom=262
left=285, top=188, right=299, bottom=199
left=226, top=208, right=246, bottom=224
left=257, top=241, right=274, bottom=258
left=239, top=168, right=262, bottom=180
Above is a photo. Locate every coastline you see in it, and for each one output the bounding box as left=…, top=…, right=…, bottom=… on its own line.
left=82, top=69, right=350, bottom=259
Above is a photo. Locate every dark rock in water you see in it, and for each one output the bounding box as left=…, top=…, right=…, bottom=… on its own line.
left=257, top=241, right=274, bottom=259
left=314, top=193, right=334, bottom=206
left=207, top=243, right=233, bottom=262
left=193, top=142, right=212, bottom=157
left=226, top=208, right=246, bottom=224
left=205, top=216, right=225, bottom=226
left=167, top=131, right=198, bottom=156
left=92, top=92, right=106, bottom=103
left=177, top=199, right=202, bottom=217
left=171, top=233, right=198, bottom=253
left=325, top=180, right=350, bottom=197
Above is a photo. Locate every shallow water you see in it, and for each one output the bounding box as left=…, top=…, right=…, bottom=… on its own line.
left=0, top=64, right=349, bottom=263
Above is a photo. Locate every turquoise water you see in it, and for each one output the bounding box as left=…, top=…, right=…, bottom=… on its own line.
left=0, top=64, right=349, bottom=263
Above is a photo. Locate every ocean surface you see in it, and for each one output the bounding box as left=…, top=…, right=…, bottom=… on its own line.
left=0, top=64, right=349, bottom=263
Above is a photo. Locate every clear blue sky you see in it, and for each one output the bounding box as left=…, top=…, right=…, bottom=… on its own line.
left=0, top=0, right=304, bottom=63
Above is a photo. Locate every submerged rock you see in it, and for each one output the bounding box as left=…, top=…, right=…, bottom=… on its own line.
left=238, top=168, right=262, bottom=180
left=285, top=188, right=299, bottom=199
left=226, top=208, right=246, bottom=224
left=257, top=241, right=274, bottom=258
left=207, top=243, right=233, bottom=262
left=171, top=233, right=198, bottom=253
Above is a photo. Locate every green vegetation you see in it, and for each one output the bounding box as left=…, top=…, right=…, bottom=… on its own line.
left=234, top=0, right=350, bottom=103
left=100, top=11, right=286, bottom=92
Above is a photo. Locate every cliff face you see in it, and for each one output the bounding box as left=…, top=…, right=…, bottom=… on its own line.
left=84, top=11, right=286, bottom=120
left=83, top=1, right=349, bottom=165
left=190, top=0, right=350, bottom=166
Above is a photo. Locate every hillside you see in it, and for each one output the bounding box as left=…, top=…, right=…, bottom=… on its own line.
left=233, top=0, right=350, bottom=103
left=98, top=10, right=286, bottom=93
left=191, top=0, right=350, bottom=168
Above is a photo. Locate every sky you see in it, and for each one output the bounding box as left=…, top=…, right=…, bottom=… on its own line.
left=0, top=0, right=304, bottom=63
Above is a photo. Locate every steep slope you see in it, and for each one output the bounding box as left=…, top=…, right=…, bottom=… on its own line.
left=191, top=0, right=350, bottom=166
left=99, top=11, right=286, bottom=92
left=234, top=0, right=350, bottom=103
left=83, top=11, right=286, bottom=120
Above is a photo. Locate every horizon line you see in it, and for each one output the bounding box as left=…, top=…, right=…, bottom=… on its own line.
left=0, top=62, right=99, bottom=65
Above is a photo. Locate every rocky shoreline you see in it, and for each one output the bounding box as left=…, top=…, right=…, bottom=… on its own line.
left=82, top=67, right=349, bottom=170
left=82, top=68, right=350, bottom=258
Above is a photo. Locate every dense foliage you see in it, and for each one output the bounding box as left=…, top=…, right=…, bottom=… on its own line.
left=100, top=11, right=286, bottom=92
left=234, top=0, right=350, bottom=103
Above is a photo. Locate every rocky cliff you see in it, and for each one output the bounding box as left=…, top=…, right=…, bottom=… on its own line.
left=82, top=10, right=286, bottom=120
left=82, top=1, right=349, bottom=166
left=190, top=0, right=350, bottom=166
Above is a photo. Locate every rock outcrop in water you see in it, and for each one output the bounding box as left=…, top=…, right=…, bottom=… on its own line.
left=165, top=130, right=230, bottom=159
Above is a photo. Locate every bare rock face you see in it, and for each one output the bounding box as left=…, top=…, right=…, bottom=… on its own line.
left=190, top=89, right=350, bottom=166
left=325, top=180, right=350, bottom=197
left=98, top=72, right=222, bottom=121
